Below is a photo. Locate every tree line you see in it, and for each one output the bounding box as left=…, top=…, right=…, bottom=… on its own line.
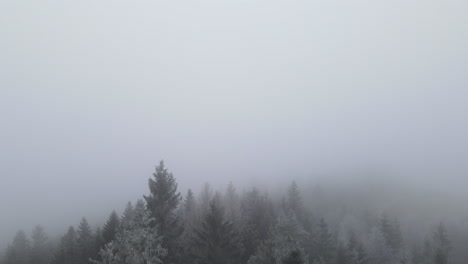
left=1, top=161, right=454, bottom=264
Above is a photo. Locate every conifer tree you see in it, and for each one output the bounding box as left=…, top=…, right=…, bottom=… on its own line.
left=121, top=201, right=135, bottom=228
left=247, top=240, right=276, bottom=264
left=53, top=226, right=80, bottom=264
left=184, top=189, right=196, bottom=215
left=30, top=225, right=50, bottom=264
left=92, top=209, right=167, bottom=264
left=347, top=232, right=368, bottom=264
left=224, top=182, right=241, bottom=226
left=380, top=215, right=403, bottom=253
left=4, top=230, right=30, bottom=264
left=77, top=218, right=93, bottom=263
left=432, top=222, right=451, bottom=264
left=102, top=211, right=120, bottom=245
left=241, top=188, right=276, bottom=261
left=144, top=161, right=183, bottom=263
left=283, top=250, right=305, bottom=264
left=191, top=197, right=242, bottom=264
left=310, top=218, right=335, bottom=263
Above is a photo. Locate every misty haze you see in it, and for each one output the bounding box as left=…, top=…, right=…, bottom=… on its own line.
left=1, top=0, right=467, bottom=264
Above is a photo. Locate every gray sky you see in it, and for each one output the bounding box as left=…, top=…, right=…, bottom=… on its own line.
left=1, top=0, right=467, bottom=247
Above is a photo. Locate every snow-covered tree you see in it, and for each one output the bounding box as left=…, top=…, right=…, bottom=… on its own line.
left=92, top=210, right=166, bottom=264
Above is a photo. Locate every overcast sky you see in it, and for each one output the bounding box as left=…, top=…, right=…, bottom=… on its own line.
left=1, top=0, right=467, bottom=248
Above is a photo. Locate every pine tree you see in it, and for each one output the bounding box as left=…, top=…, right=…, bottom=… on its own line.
left=432, top=222, right=451, bottom=264
left=121, top=201, right=135, bottom=229
left=102, top=211, right=120, bottom=245
left=241, top=188, right=276, bottom=261
left=191, top=197, right=242, bottom=264
left=287, top=181, right=303, bottom=218
left=184, top=189, right=196, bottom=215
left=347, top=232, right=368, bottom=264
left=30, top=225, right=50, bottom=264
left=364, top=226, right=394, bottom=264
left=199, top=182, right=213, bottom=214
left=92, top=209, right=167, bottom=264
left=283, top=250, right=305, bottom=264
left=247, top=240, right=276, bottom=264
left=77, top=218, right=93, bottom=263
left=92, top=227, right=104, bottom=260
left=224, top=182, right=241, bottom=226
left=4, top=230, right=30, bottom=264
left=133, top=199, right=146, bottom=223
left=310, top=218, right=335, bottom=263
left=271, top=210, right=308, bottom=264
left=144, top=160, right=183, bottom=263
left=336, top=242, right=348, bottom=264
left=62, top=226, right=79, bottom=264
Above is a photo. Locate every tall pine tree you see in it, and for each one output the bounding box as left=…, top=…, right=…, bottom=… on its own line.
left=144, top=160, right=183, bottom=263
left=191, top=197, right=242, bottom=264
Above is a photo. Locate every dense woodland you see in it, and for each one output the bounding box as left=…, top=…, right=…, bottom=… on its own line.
left=1, top=161, right=460, bottom=264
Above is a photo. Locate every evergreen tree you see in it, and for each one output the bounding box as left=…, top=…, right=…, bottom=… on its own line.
left=53, top=226, right=80, bottom=264
left=224, top=182, right=241, bottom=226
left=92, top=227, right=104, bottom=261
left=271, top=210, right=308, bottom=264
left=364, top=226, right=394, bottom=264
left=184, top=189, right=197, bottom=217
left=102, top=211, right=120, bottom=245
left=247, top=240, right=276, bottom=264
left=77, top=217, right=93, bottom=263
left=287, top=181, right=303, bottom=218
left=4, top=230, right=30, bottom=264
left=283, top=250, right=305, bottom=264
left=286, top=181, right=312, bottom=231
left=241, top=188, right=276, bottom=261
left=336, top=242, right=348, bottom=264
left=380, top=215, right=403, bottom=253
left=121, top=201, right=135, bottom=228
left=190, top=198, right=242, bottom=264
left=310, top=218, right=335, bottom=263
left=144, top=160, right=183, bottom=263
left=30, top=225, right=50, bottom=264
left=347, top=232, right=367, bottom=264
left=92, top=209, right=167, bottom=264
left=432, top=222, right=451, bottom=264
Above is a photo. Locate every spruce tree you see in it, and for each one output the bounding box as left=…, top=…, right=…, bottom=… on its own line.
left=102, top=211, right=120, bottom=245
left=283, top=250, right=305, bottom=264
left=311, top=218, right=335, bottom=263
left=241, top=188, right=275, bottom=261
left=77, top=218, right=93, bottom=264
left=30, top=225, right=50, bottom=264
left=62, top=226, right=79, bottom=264
left=433, top=222, right=451, bottom=264
left=348, top=232, right=367, bottom=264
left=121, top=201, right=135, bottom=228
left=144, top=160, right=183, bottom=263
left=191, top=197, right=242, bottom=264
left=4, top=230, right=30, bottom=264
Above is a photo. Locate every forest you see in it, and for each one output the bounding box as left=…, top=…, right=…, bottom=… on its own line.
left=0, top=161, right=460, bottom=264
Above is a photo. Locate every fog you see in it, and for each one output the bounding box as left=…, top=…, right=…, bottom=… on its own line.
left=1, top=0, right=467, bottom=255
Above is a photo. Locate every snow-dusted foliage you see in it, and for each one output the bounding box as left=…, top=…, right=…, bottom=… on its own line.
left=248, top=210, right=309, bottom=264
left=92, top=209, right=166, bottom=264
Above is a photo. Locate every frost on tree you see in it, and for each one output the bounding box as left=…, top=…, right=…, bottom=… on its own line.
left=248, top=210, right=309, bottom=264
left=92, top=209, right=166, bottom=264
